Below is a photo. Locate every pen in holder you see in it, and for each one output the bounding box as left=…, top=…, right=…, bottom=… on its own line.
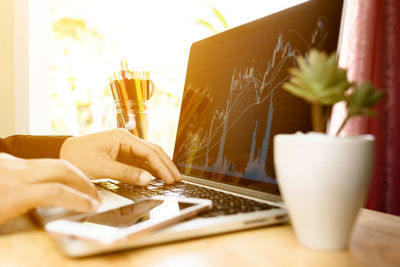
left=110, top=60, right=154, bottom=140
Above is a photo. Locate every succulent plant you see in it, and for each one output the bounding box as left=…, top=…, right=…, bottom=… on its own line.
left=283, top=49, right=384, bottom=135
left=283, top=49, right=351, bottom=105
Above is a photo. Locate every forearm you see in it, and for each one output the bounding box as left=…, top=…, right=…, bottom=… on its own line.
left=0, top=135, right=71, bottom=159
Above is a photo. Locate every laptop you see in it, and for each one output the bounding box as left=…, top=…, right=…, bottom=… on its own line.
left=35, top=0, right=344, bottom=257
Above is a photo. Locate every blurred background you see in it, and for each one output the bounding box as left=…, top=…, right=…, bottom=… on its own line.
left=36, top=0, right=305, bottom=155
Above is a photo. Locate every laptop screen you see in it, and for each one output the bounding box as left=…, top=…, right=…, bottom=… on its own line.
left=173, top=0, right=343, bottom=195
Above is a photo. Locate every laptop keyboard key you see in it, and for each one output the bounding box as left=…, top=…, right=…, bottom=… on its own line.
left=96, top=180, right=276, bottom=218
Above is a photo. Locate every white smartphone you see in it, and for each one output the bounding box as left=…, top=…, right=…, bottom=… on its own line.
left=45, top=196, right=212, bottom=244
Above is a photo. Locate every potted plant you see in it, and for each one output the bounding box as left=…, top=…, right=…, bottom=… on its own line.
left=274, top=49, right=384, bottom=250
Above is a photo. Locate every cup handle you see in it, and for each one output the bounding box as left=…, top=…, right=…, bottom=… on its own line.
left=149, top=80, right=156, bottom=98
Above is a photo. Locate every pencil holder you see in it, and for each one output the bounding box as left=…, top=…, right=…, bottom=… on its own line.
left=109, top=64, right=154, bottom=141
left=118, top=100, right=151, bottom=140
left=114, top=100, right=127, bottom=129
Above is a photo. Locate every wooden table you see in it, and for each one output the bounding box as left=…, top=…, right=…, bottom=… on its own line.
left=0, top=208, right=399, bottom=267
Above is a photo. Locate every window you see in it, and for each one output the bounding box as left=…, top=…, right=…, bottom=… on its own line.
left=29, top=0, right=306, bottom=155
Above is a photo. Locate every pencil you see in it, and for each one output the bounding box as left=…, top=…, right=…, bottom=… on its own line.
left=141, top=72, right=148, bottom=100
left=110, top=77, right=129, bottom=126
left=134, top=73, right=146, bottom=139
left=114, top=73, right=140, bottom=137
left=145, top=71, right=151, bottom=100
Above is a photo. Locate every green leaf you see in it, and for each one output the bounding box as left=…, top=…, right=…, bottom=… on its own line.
left=193, top=4, right=229, bottom=34
left=210, top=5, right=229, bottom=29
left=282, top=83, right=317, bottom=102
left=194, top=19, right=219, bottom=33
left=282, top=49, right=351, bottom=106
left=347, top=82, right=385, bottom=117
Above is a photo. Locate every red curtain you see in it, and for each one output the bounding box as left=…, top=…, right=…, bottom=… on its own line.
left=330, top=0, right=400, bottom=215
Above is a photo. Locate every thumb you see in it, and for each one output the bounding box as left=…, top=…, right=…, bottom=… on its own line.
left=101, top=159, right=153, bottom=186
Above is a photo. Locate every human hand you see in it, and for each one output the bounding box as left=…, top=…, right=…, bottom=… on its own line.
left=60, top=129, right=182, bottom=186
left=0, top=153, right=100, bottom=225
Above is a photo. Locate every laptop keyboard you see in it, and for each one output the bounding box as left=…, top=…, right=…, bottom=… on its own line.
left=96, top=180, right=276, bottom=218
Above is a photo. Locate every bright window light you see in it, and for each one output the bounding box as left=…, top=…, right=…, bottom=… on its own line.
left=47, top=0, right=307, bottom=155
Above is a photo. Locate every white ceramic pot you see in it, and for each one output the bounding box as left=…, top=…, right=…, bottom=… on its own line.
left=273, top=133, right=374, bottom=250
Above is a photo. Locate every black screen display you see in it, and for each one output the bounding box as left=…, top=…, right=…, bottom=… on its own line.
left=173, top=0, right=343, bottom=195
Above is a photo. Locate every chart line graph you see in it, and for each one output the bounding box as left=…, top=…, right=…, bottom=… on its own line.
left=176, top=19, right=328, bottom=183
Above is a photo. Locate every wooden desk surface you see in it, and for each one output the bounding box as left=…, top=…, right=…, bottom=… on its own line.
left=0, top=208, right=399, bottom=267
